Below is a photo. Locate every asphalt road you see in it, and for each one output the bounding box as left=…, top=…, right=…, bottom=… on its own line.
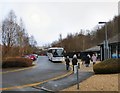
left=2, top=56, right=69, bottom=91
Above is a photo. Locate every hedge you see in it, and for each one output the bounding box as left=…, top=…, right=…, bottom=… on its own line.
left=2, top=57, right=34, bottom=68
left=93, top=58, right=120, bottom=74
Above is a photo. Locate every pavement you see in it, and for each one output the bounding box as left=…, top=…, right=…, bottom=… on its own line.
left=36, top=71, right=94, bottom=92
left=32, top=62, right=94, bottom=92
left=4, top=69, right=94, bottom=92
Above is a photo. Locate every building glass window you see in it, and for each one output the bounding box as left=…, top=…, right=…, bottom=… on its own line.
left=118, top=44, right=120, bottom=58
left=111, top=44, right=118, bottom=58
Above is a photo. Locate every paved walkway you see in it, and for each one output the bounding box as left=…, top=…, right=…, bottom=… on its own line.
left=39, top=71, right=94, bottom=92
left=33, top=62, right=94, bottom=92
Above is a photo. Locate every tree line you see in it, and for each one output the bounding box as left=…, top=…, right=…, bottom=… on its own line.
left=2, top=10, right=119, bottom=57
left=2, top=10, right=37, bottom=58
left=51, top=15, right=120, bottom=53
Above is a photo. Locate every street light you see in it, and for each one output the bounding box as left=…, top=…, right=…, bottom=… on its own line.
left=98, top=22, right=109, bottom=60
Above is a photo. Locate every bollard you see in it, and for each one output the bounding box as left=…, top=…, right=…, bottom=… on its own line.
left=77, top=65, right=79, bottom=89
left=74, top=65, right=77, bottom=74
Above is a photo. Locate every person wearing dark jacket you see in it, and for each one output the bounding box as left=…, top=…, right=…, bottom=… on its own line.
left=72, top=54, right=78, bottom=71
left=65, top=56, right=70, bottom=70
left=85, top=54, right=91, bottom=67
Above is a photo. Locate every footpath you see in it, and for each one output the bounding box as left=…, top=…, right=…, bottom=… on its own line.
left=33, top=62, right=94, bottom=92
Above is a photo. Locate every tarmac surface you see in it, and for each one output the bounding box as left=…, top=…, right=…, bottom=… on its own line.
left=33, top=70, right=94, bottom=92
left=2, top=57, right=95, bottom=92
left=3, top=68, right=94, bottom=92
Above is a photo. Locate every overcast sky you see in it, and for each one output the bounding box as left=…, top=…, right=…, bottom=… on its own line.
left=0, top=0, right=119, bottom=46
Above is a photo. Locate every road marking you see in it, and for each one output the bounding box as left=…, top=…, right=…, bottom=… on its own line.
left=1, top=65, right=37, bottom=74
left=0, top=65, right=73, bottom=91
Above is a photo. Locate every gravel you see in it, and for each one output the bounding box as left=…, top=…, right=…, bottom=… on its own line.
left=62, top=61, right=119, bottom=91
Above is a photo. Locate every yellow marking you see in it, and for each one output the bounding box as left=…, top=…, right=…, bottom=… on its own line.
left=1, top=65, right=37, bottom=74
left=0, top=65, right=73, bottom=91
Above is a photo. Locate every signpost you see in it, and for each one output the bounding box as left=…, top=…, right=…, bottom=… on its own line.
left=77, top=63, right=80, bottom=89
left=98, top=22, right=109, bottom=60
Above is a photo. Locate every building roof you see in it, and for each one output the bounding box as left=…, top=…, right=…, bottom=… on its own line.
left=99, top=33, right=120, bottom=45
left=84, top=46, right=100, bottom=52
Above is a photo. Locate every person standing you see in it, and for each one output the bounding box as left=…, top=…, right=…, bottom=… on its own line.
left=87, top=54, right=91, bottom=59
left=72, top=54, right=78, bottom=72
left=65, top=56, right=70, bottom=70
left=92, top=54, right=97, bottom=65
left=85, top=54, right=91, bottom=67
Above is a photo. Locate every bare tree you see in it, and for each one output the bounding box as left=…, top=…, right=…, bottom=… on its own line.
left=2, top=10, right=38, bottom=57
left=17, top=18, right=26, bottom=55
left=29, top=35, right=37, bottom=47
left=2, top=10, right=17, bottom=47
left=2, top=10, right=18, bottom=57
left=52, top=15, right=120, bottom=53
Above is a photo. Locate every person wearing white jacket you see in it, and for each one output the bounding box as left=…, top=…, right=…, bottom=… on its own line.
left=92, top=54, right=97, bottom=65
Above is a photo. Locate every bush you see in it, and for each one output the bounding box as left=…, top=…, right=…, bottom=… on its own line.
left=2, top=57, right=34, bottom=68
left=93, top=58, right=120, bottom=74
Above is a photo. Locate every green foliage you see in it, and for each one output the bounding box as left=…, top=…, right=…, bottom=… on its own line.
left=93, top=59, right=120, bottom=74
left=2, top=57, right=34, bottom=68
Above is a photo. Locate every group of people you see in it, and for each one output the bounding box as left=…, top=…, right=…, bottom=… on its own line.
left=65, top=54, right=78, bottom=71
left=83, top=54, right=97, bottom=67
left=65, top=53, right=97, bottom=71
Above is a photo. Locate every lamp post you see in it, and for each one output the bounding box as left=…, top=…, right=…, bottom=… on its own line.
left=98, top=22, right=109, bottom=60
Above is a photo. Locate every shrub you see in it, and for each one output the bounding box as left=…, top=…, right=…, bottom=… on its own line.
left=93, top=58, right=120, bottom=74
left=2, top=57, right=33, bottom=68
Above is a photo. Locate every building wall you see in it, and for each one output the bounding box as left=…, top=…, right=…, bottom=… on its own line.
left=100, top=43, right=120, bottom=60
